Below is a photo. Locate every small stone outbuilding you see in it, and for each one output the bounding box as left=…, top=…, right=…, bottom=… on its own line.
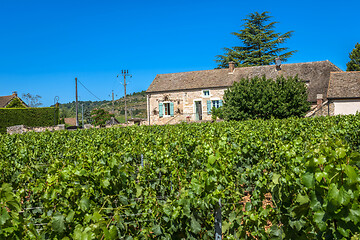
left=327, top=71, right=360, bottom=115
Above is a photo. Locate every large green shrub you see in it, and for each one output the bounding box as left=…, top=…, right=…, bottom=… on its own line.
left=223, top=75, right=310, bottom=120
left=0, top=107, right=59, bottom=133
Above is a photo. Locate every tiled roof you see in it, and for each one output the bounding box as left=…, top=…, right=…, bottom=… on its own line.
left=328, top=71, right=360, bottom=99
left=0, top=95, right=16, bottom=108
left=64, top=118, right=77, bottom=126
left=146, top=61, right=342, bottom=103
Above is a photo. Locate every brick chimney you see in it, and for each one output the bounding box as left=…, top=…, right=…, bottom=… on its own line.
left=275, top=57, right=281, bottom=71
left=229, top=61, right=235, bottom=72
left=317, top=94, right=323, bottom=109
left=12, top=91, right=17, bottom=97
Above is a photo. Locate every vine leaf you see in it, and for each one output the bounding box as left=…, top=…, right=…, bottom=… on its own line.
left=80, top=197, right=90, bottom=212
left=191, top=215, right=201, bottom=234
left=345, top=165, right=359, bottom=184
left=52, top=213, right=65, bottom=233
left=328, top=183, right=340, bottom=206
left=302, top=172, right=314, bottom=188
left=66, top=210, right=75, bottom=223
left=349, top=205, right=360, bottom=224
left=272, top=173, right=281, bottom=185
left=313, top=211, right=326, bottom=231
left=296, top=193, right=309, bottom=205
left=152, top=224, right=162, bottom=236
left=0, top=207, right=10, bottom=225
left=136, top=185, right=142, bottom=198
left=338, top=186, right=351, bottom=206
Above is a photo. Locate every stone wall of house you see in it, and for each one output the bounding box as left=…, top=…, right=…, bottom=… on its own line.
left=7, top=124, right=66, bottom=135
left=147, top=87, right=226, bottom=125
left=312, top=102, right=335, bottom=117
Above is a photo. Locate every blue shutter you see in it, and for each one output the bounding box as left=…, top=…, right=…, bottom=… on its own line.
left=159, top=102, right=163, bottom=117
left=170, top=102, right=174, bottom=117
left=207, top=100, right=211, bottom=114
left=219, top=100, right=223, bottom=107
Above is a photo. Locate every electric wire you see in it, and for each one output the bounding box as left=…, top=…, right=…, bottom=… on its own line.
left=77, top=79, right=102, bottom=101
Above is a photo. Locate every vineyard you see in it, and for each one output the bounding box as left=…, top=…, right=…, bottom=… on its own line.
left=1, top=115, right=360, bottom=239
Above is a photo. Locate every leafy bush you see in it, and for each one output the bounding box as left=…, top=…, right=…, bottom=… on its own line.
left=211, top=106, right=224, bottom=121
left=0, top=107, right=59, bottom=133
left=223, top=75, right=310, bottom=120
left=91, top=108, right=114, bottom=127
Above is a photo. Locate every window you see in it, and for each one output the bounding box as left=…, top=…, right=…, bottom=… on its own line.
left=212, top=100, right=220, bottom=108
left=203, top=90, right=210, bottom=97
left=207, top=100, right=223, bottom=114
left=159, top=102, right=174, bottom=117
left=164, top=103, right=170, bottom=116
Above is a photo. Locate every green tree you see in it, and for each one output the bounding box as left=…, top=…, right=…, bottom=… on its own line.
left=91, top=108, right=114, bottom=127
left=222, top=75, right=309, bottom=120
left=346, top=43, right=360, bottom=71
left=216, top=12, right=296, bottom=68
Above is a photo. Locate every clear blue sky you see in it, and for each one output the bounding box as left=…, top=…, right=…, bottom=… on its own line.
left=1, top=0, right=359, bottom=106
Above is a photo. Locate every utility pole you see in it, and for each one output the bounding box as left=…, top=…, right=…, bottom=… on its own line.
left=117, top=70, right=132, bottom=124
left=112, top=90, right=115, bottom=125
left=82, top=104, right=84, bottom=127
left=112, top=90, right=115, bottom=114
left=75, top=77, right=79, bottom=127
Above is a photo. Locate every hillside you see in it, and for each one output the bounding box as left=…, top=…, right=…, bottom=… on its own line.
left=57, top=90, right=146, bottom=123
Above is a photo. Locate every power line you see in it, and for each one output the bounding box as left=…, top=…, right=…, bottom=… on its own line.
left=77, top=79, right=102, bottom=101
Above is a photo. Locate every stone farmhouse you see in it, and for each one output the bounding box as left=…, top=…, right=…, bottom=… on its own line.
left=146, top=61, right=360, bottom=125
left=0, top=91, right=27, bottom=108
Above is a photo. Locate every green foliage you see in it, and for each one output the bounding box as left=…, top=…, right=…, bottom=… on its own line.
left=91, top=108, right=114, bottom=127
left=1, top=114, right=360, bottom=238
left=216, top=11, right=296, bottom=68
left=5, top=98, right=26, bottom=108
left=222, top=75, right=310, bottom=120
left=0, top=107, right=59, bottom=133
left=347, top=43, right=360, bottom=71
left=211, top=107, right=224, bottom=121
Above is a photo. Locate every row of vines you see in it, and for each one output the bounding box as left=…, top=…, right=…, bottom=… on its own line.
left=0, top=115, right=360, bottom=239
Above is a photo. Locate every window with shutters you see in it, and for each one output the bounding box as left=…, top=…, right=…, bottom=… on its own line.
left=212, top=100, right=220, bottom=108
left=207, top=99, right=223, bottom=114
left=159, top=102, right=174, bottom=117
left=164, top=103, right=170, bottom=116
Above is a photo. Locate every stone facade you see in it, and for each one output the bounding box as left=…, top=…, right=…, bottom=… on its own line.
left=147, top=87, right=226, bottom=125
left=312, top=101, right=335, bottom=117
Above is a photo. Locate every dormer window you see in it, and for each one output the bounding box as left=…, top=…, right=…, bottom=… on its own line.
left=203, top=90, right=210, bottom=97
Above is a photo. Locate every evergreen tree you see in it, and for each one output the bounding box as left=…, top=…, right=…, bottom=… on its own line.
left=346, top=43, right=360, bottom=71
left=216, top=12, right=296, bottom=68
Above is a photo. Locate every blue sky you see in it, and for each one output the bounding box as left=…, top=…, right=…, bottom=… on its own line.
left=1, top=0, right=359, bottom=106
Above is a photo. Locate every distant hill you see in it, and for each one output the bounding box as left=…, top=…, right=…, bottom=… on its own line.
left=57, top=90, right=146, bottom=123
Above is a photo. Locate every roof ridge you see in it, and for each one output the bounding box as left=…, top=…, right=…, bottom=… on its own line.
left=157, top=60, right=335, bottom=76
left=157, top=68, right=227, bottom=76
left=331, top=71, right=360, bottom=73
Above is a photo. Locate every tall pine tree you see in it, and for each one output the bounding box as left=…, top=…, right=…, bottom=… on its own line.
left=215, top=12, right=296, bottom=68
left=346, top=43, right=360, bottom=71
